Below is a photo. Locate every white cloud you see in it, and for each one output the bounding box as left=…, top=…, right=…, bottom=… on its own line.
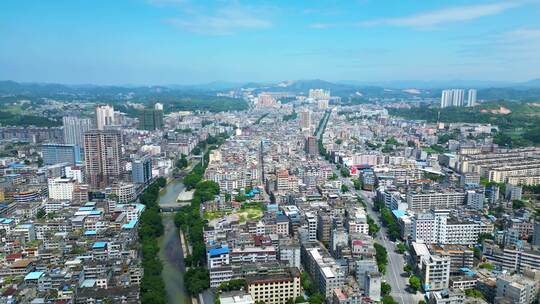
left=163, top=2, right=271, bottom=35
left=309, top=23, right=333, bottom=29
left=360, top=1, right=522, bottom=28
left=503, top=27, right=540, bottom=40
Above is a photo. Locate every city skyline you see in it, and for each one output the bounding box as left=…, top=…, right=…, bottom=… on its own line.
left=2, top=0, right=540, bottom=85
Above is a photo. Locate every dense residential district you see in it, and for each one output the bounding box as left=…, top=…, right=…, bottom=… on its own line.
left=2, top=88, right=540, bottom=304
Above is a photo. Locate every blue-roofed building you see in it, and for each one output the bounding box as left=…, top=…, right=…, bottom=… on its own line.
left=207, top=245, right=230, bottom=269
left=84, top=230, right=97, bottom=236
left=25, top=271, right=44, bottom=281
left=122, top=219, right=137, bottom=229
left=0, top=218, right=15, bottom=225
left=92, top=242, right=107, bottom=249
left=13, top=223, right=36, bottom=242
left=267, top=204, right=279, bottom=213
left=458, top=268, right=476, bottom=277
left=80, top=279, right=96, bottom=288
left=25, top=271, right=46, bottom=291
left=392, top=210, right=406, bottom=219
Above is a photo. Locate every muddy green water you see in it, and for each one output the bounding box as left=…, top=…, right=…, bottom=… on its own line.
left=157, top=178, right=191, bottom=304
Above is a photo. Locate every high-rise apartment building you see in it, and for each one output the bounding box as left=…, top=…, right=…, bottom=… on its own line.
left=83, top=130, right=123, bottom=189
left=138, top=104, right=164, bottom=131
left=41, top=143, right=81, bottom=165
left=62, top=116, right=93, bottom=147
left=308, top=89, right=330, bottom=100
left=305, top=136, right=318, bottom=156
left=441, top=90, right=453, bottom=108
left=440, top=89, right=466, bottom=108
left=132, top=156, right=152, bottom=184
left=95, top=105, right=115, bottom=130
left=452, top=89, right=465, bottom=106
left=467, top=89, right=477, bottom=107
left=299, top=109, right=311, bottom=131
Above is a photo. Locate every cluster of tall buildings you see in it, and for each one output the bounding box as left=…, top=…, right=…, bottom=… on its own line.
left=138, top=103, right=164, bottom=131
left=440, top=89, right=477, bottom=108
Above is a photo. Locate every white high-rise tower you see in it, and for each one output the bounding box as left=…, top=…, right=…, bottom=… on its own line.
left=467, top=89, right=477, bottom=107
left=299, top=109, right=311, bottom=131
left=95, top=105, right=115, bottom=130
left=63, top=116, right=93, bottom=147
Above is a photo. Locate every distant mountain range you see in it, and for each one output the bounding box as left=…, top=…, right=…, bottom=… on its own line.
left=337, top=79, right=540, bottom=89
left=2, top=78, right=540, bottom=101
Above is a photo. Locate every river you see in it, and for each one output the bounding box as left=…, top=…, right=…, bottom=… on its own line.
left=158, top=178, right=191, bottom=304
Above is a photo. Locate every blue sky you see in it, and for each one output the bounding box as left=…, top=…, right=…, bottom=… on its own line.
left=1, top=0, right=540, bottom=85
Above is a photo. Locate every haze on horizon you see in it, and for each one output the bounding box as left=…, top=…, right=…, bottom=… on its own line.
left=1, top=0, right=540, bottom=85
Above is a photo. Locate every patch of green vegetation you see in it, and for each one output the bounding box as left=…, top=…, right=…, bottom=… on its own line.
left=0, top=111, right=61, bottom=127
left=203, top=211, right=227, bottom=220
left=138, top=177, right=168, bottom=304
left=282, top=111, right=297, bottom=121
left=388, top=101, right=540, bottom=147
left=168, top=96, right=248, bottom=113
left=254, top=113, right=269, bottom=125
left=374, top=243, right=388, bottom=274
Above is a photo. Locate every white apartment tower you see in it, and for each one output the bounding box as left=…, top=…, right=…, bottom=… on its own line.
left=467, top=89, right=477, bottom=107
left=440, top=89, right=466, bottom=108
left=299, top=109, right=311, bottom=131
left=309, top=89, right=330, bottom=100
left=63, top=116, right=93, bottom=147
left=95, top=105, right=115, bottom=130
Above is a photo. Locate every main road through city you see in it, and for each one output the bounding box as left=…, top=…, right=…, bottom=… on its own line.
left=341, top=178, right=425, bottom=304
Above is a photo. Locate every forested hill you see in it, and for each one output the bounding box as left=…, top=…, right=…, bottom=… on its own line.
left=387, top=100, right=540, bottom=147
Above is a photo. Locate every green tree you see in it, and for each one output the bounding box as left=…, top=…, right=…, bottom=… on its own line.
left=184, top=267, right=210, bottom=295
left=382, top=295, right=399, bottom=304
left=396, top=243, right=407, bottom=254
left=512, top=199, right=526, bottom=210
left=36, top=208, right=46, bottom=219
left=465, top=289, right=485, bottom=299
left=341, top=184, right=349, bottom=193
left=366, top=215, right=380, bottom=236
left=176, top=155, right=188, bottom=169
left=409, top=275, right=421, bottom=292
left=381, top=282, right=391, bottom=296
left=308, top=293, right=325, bottom=304
left=479, top=263, right=494, bottom=270
left=192, top=146, right=202, bottom=155
left=374, top=243, right=388, bottom=274
left=403, top=264, right=413, bottom=274
left=353, top=179, right=362, bottom=190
